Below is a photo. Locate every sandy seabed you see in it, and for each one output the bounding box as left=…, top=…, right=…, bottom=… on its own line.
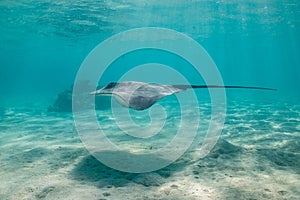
left=0, top=98, right=299, bottom=200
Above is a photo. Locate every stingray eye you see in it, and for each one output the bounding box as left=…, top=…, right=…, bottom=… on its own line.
left=105, top=82, right=117, bottom=89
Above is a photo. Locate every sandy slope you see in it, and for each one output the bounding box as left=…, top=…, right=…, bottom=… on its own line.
left=0, top=102, right=300, bottom=200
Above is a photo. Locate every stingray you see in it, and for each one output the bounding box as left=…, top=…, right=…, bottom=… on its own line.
left=90, top=81, right=276, bottom=111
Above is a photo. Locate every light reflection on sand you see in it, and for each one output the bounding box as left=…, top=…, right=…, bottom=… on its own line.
left=0, top=97, right=299, bottom=199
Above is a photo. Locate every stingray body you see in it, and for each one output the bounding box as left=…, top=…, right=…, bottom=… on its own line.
left=90, top=81, right=275, bottom=111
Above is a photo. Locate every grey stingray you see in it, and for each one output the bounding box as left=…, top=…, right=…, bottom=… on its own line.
left=90, top=81, right=276, bottom=111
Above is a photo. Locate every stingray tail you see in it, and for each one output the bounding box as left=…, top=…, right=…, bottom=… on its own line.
left=191, top=85, right=277, bottom=91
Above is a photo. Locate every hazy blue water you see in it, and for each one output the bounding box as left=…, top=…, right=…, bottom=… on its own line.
left=0, top=0, right=299, bottom=107
left=1, top=1, right=300, bottom=199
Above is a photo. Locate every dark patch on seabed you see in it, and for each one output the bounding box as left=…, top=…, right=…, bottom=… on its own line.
left=257, top=148, right=300, bottom=173
left=70, top=151, right=188, bottom=188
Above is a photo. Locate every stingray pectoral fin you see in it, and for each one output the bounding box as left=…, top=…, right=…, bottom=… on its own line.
left=89, top=89, right=110, bottom=95
left=112, top=94, right=130, bottom=108
left=90, top=90, right=114, bottom=96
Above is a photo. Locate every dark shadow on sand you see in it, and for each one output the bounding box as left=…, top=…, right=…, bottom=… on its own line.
left=70, top=139, right=247, bottom=188
left=70, top=150, right=188, bottom=188
left=256, top=148, right=300, bottom=174
left=192, top=139, right=246, bottom=177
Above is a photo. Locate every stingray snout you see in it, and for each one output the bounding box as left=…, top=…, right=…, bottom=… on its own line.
left=89, top=89, right=102, bottom=95
left=90, top=89, right=114, bottom=96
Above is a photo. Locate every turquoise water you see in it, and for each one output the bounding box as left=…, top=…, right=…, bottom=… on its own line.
left=0, top=1, right=300, bottom=199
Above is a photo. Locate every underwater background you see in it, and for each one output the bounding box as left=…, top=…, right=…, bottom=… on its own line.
left=0, top=0, right=300, bottom=200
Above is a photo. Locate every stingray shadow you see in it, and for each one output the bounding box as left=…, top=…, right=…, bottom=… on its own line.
left=70, top=150, right=188, bottom=188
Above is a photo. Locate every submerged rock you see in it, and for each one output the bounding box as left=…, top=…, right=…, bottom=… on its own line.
left=48, top=88, right=73, bottom=112
left=48, top=83, right=111, bottom=112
